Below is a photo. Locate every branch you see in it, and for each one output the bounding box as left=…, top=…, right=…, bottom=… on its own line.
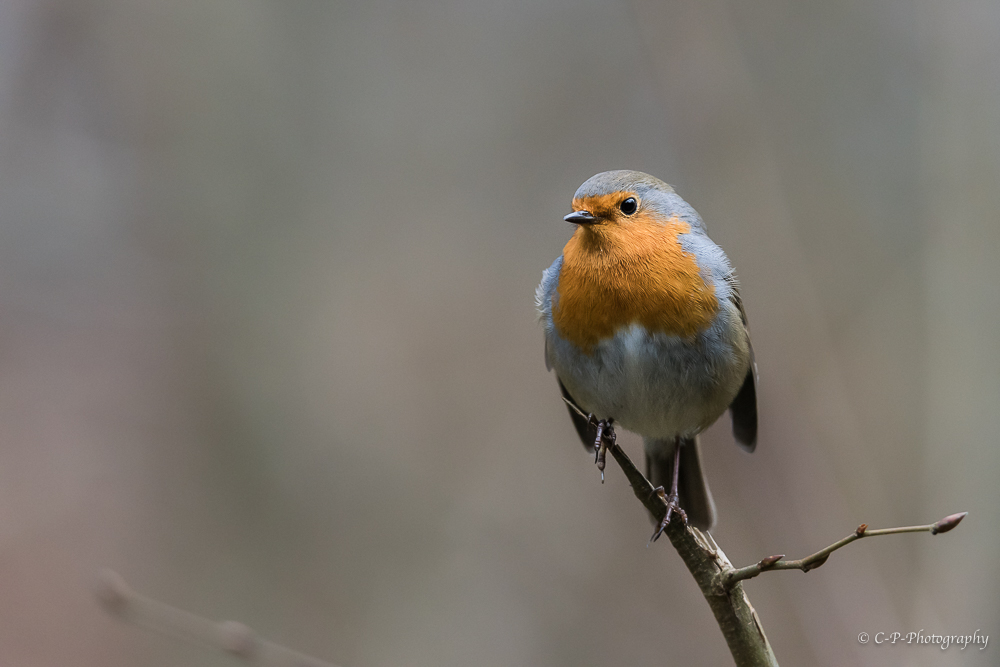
left=94, top=569, right=340, bottom=667
left=605, top=441, right=967, bottom=667
left=722, top=512, right=968, bottom=588
left=606, top=443, right=779, bottom=667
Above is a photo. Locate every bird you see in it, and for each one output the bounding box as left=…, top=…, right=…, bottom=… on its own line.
left=536, top=170, right=757, bottom=536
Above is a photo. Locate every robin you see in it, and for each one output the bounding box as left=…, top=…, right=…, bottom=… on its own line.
left=536, top=170, right=757, bottom=536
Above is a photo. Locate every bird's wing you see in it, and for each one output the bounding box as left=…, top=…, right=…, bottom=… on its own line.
left=558, top=378, right=598, bottom=453
left=727, top=282, right=758, bottom=452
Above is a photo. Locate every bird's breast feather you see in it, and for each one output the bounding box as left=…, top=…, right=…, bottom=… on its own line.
left=551, top=214, right=718, bottom=352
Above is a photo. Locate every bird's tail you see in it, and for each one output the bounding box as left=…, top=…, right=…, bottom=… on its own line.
left=644, top=436, right=717, bottom=531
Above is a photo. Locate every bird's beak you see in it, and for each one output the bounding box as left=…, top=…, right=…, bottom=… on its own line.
left=564, top=210, right=597, bottom=225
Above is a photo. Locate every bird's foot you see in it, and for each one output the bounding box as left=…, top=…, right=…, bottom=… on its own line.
left=590, top=416, right=615, bottom=483
left=649, top=486, right=688, bottom=544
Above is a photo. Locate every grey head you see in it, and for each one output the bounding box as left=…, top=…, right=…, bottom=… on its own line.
left=570, top=170, right=707, bottom=232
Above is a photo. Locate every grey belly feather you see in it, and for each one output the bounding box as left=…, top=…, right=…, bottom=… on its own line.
left=545, top=303, right=750, bottom=441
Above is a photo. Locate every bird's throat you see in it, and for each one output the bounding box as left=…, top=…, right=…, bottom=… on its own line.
left=552, top=214, right=718, bottom=352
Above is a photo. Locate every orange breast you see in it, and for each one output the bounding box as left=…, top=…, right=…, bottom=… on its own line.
left=552, top=213, right=718, bottom=352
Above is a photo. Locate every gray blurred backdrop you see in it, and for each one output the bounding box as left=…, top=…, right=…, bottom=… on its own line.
left=1, top=1, right=997, bottom=666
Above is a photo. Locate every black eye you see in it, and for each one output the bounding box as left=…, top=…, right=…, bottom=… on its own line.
left=620, top=197, right=637, bottom=215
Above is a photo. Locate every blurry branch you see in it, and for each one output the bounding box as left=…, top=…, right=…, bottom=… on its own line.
left=722, top=512, right=967, bottom=588
left=94, top=569, right=339, bottom=667
left=91, top=459, right=967, bottom=667
left=605, top=441, right=967, bottom=667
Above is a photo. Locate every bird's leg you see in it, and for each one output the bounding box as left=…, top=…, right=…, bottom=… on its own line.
left=562, top=398, right=617, bottom=483
left=650, top=438, right=688, bottom=542
left=591, top=418, right=615, bottom=483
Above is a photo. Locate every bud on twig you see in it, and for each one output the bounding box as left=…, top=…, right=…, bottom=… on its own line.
left=758, top=555, right=784, bottom=569
left=802, top=555, right=828, bottom=572
left=930, top=512, right=968, bottom=535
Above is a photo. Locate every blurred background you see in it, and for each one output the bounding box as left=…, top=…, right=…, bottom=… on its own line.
left=0, top=1, right=997, bottom=665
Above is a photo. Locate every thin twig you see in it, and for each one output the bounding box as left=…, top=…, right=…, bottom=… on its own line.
left=722, top=512, right=968, bottom=588
left=94, top=569, right=340, bottom=667
left=602, top=436, right=968, bottom=667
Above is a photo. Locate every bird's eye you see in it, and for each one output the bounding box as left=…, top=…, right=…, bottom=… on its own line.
left=620, top=197, right=638, bottom=215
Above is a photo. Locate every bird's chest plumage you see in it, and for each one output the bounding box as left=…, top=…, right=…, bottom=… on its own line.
left=543, top=216, right=748, bottom=438
left=550, top=215, right=718, bottom=352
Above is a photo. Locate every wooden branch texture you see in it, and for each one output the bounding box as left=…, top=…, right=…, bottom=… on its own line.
left=607, top=443, right=779, bottom=666
left=606, top=442, right=966, bottom=667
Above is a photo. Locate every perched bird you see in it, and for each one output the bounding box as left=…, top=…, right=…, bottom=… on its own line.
left=536, top=170, right=757, bottom=535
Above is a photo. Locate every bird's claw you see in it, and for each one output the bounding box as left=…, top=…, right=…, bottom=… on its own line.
left=648, top=486, right=688, bottom=544
left=590, top=416, right=615, bottom=483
